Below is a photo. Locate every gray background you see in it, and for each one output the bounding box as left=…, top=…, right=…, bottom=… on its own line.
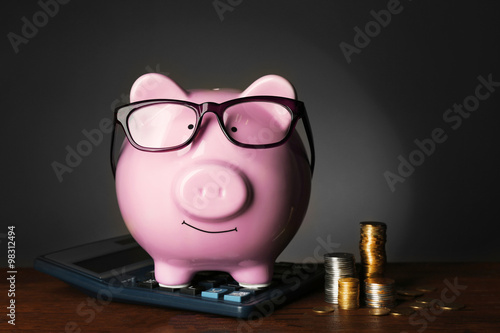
left=3, top=0, right=500, bottom=267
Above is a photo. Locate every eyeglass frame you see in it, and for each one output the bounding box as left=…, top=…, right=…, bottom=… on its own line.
left=110, top=95, right=315, bottom=177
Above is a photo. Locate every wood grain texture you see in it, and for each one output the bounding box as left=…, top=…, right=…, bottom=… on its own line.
left=2, top=263, right=500, bottom=332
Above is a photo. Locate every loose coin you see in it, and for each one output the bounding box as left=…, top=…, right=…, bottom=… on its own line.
left=397, top=289, right=424, bottom=297
left=390, top=307, right=415, bottom=316
left=312, top=306, right=335, bottom=314
left=369, top=307, right=391, bottom=316
left=415, top=285, right=437, bottom=292
left=439, top=302, right=465, bottom=311
left=407, top=301, right=428, bottom=309
left=415, top=297, right=436, bottom=305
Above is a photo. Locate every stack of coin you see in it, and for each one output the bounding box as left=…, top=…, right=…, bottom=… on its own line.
left=338, top=277, right=360, bottom=310
left=324, top=253, right=356, bottom=304
left=359, top=221, right=387, bottom=278
left=364, top=277, right=396, bottom=308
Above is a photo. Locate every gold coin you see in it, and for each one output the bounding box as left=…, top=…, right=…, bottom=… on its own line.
left=390, top=307, right=415, bottom=316
left=407, top=302, right=428, bottom=309
left=415, top=297, right=436, bottom=304
left=397, top=289, right=424, bottom=297
left=359, top=221, right=388, bottom=282
left=312, top=306, right=335, bottom=314
left=369, top=308, right=391, bottom=316
left=339, top=305, right=359, bottom=310
left=439, top=302, right=465, bottom=311
left=415, top=285, right=437, bottom=292
left=360, top=221, right=387, bottom=227
left=339, top=277, right=359, bottom=283
left=365, top=278, right=395, bottom=285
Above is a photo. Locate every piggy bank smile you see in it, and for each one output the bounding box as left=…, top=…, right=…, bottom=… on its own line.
left=181, top=221, right=237, bottom=234
left=111, top=73, right=314, bottom=288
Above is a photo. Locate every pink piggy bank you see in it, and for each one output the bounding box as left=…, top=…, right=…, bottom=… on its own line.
left=111, top=74, right=315, bottom=288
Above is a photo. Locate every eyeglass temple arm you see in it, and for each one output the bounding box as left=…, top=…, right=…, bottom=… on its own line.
left=110, top=101, right=316, bottom=178
left=110, top=122, right=118, bottom=178
left=301, top=107, right=316, bottom=176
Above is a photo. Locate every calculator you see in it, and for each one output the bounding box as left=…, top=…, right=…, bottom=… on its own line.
left=34, top=235, right=324, bottom=318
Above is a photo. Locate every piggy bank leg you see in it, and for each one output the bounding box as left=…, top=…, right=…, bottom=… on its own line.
left=231, top=262, right=274, bottom=289
left=154, top=261, right=194, bottom=288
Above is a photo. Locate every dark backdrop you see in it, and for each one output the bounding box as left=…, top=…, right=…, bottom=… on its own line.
left=3, top=0, right=500, bottom=266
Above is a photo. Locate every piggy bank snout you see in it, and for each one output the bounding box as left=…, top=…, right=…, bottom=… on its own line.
left=174, top=164, right=251, bottom=221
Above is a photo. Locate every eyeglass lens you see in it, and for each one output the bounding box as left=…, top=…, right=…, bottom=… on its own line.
left=223, top=101, right=291, bottom=145
left=125, top=101, right=293, bottom=149
left=127, top=103, right=198, bottom=149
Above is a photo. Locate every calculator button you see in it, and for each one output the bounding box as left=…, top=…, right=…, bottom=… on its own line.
left=201, top=288, right=229, bottom=299
left=224, top=291, right=252, bottom=303
left=198, top=279, right=218, bottom=289
left=219, top=284, right=239, bottom=292
left=137, top=278, right=159, bottom=289
left=180, top=285, right=203, bottom=296
left=197, top=277, right=228, bottom=289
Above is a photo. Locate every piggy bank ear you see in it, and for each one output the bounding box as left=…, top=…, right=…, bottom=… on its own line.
left=240, top=75, right=296, bottom=99
left=130, top=73, right=188, bottom=102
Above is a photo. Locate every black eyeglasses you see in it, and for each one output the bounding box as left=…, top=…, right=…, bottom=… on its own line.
left=110, top=96, right=315, bottom=176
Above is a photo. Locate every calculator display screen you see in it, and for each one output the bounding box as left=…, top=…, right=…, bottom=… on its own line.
left=73, top=246, right=151, bottom=274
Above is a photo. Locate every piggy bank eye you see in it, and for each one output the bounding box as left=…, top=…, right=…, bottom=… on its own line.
left=127, top=102, right=197, bottom=149
left=223, top=101, right=292, bottom=145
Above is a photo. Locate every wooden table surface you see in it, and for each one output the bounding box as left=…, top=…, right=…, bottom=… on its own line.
left=2, top=263, right=500, bottom=332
